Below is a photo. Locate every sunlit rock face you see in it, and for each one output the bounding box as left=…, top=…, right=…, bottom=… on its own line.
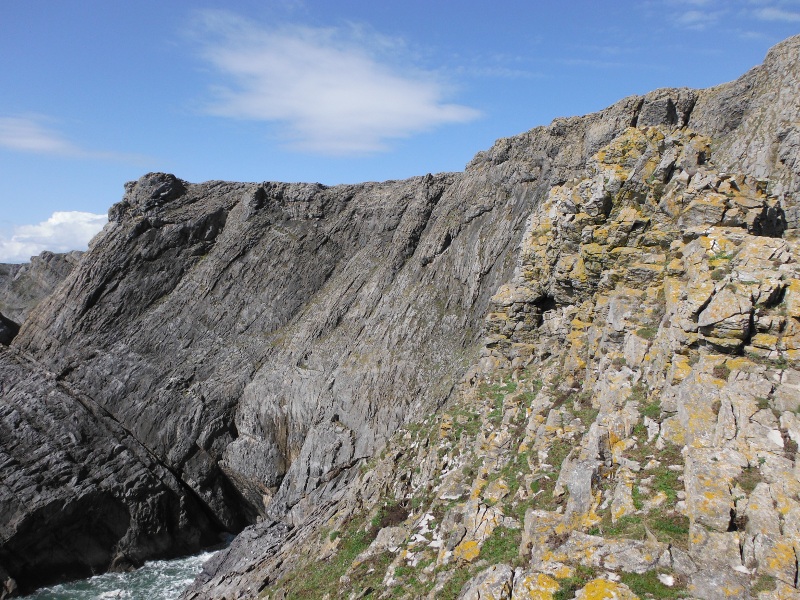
left=2, top=34, right=800, bottom=600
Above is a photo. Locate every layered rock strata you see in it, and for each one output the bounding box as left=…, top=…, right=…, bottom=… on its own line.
left=0, top=34, right=798, bottom=600
left=222, top=125, right=800, bottom=599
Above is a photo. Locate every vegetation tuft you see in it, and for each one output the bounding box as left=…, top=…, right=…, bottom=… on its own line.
left=553, top=565, right=597, bottom=600
left=620, top=570, right=688, bottom=598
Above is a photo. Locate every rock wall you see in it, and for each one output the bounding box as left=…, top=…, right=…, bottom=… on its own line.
left=1, top=34, right=799, bottom=600
left=185, top=36, right=800, bottom=599
left=209, top=124, right=800, bottom=599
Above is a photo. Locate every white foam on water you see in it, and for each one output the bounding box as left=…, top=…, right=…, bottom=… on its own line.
left=20, top=551, right=217, bottom=600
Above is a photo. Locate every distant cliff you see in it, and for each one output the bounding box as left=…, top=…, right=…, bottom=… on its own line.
left=1, top=35, right=799, bottom=600
left=0, top=250, right=81, bottom=341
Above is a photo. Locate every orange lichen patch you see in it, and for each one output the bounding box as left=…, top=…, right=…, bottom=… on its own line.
left=439, top=414, right=454, bottom=439
left=514, top=573, right=561, bottom=600
left=577, top=578, right=639, bottom=600
left=669, top=355, right=693, bottom=385
left=782, top=279, right=800, bottom=317
left=595, top=127, right=651, bottom=168
left=723, top=356, right=755, bottom=372
left=470, top=476, right=488, bottom=499
left=552, top=564, right=575, bottom=579
left=666, top=258, right=685, bottom=276
left=454, top=539, right=480, bottom=562
left=762, top=540, right=798, bottom=583
left=581, top=493, right=604, bottom=528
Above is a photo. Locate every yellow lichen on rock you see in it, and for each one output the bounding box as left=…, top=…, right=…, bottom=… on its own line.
left=575, top=578, right=640, bottom=600
left=513, top=573, right=561, bottom=600
left=454, top=539, right=481, bottom=562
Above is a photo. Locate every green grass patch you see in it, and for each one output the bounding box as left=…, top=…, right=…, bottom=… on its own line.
left=628, top=382, right=648, bottom=404
left=275, top=521, right=376, bottom=599
left=736, top=466, right=765, bottom=494
left=603, top=514, right=646, bottom=538
left=651, top=513, right=690, bottom=545
left=653, top=467, right=682, bottom=503
left=636, top=326, right=658, bottom=341
left=594, top=509, right=689, bottom=549
left=487, top=397, right=504, bottom=425
left=548, top=438, right=572, bottom=470
left=554, top=565, right=597, bottom=600
left=437, top=567, right=475, bottom=600
left=620, top=571, right=687, bottom=598
left=751, top=574, right=777, bottom=594
left=480, top=526, right=522, bottom=565
left=573, top=406, right=600, bottom=427
left=451, top=408, right=482, bottom=440
left=632, top=484, right=644, bottom=510
left=500, top=379, right=518, bottom=394
left=640, top=398, right=661, bottom=421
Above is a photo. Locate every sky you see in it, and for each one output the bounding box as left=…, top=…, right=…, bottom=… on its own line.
left=0, top=1, right=798, bottom=262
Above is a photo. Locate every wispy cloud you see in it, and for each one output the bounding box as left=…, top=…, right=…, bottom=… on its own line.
left=557, top=58, right=626, bottom=69
left=189, top=10, right=480, bottom=155
left=755, top=6, right=800, bottom=21
left=674, top=8, right=726, bottom=29
left=0, top=211, right=107, bottom=263
left=0, top=116, right=83, bottom=155
left=0, top=115, right=148, bottom=163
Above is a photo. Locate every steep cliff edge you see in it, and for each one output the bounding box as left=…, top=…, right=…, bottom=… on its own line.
left=226, top=124, right=799, bottom=600
left=1, top=35, right=799, bottom=599
left=183, top=36, right=800, bottom=599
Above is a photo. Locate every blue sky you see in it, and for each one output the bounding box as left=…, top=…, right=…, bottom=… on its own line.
left=0, top=0, right=798, bottom=262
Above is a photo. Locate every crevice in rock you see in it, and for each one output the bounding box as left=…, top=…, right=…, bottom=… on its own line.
left=727, top=507, right=748, bottom=532
left=629, top=97, right=646, bottom=128
left=762, top=284, right=787, bottom=309
left=79, top=276, right=118, bottom=317
left=0, top=313, right=19, bottom=346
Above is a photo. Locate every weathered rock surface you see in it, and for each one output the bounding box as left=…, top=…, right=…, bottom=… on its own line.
left=211, top=37, right=800, bottom=600
left=2, top=34, right=800, bottom=600
left=0, top=346, right=214, bottom=595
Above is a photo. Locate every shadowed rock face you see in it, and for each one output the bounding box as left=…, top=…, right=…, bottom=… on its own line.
left=1, top=34, right=799, bottom=598
left=0, top=347, right=215, bottom=594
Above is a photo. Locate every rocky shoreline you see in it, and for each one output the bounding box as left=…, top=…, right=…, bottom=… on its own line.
left=2, top=34, right=799, bottom=600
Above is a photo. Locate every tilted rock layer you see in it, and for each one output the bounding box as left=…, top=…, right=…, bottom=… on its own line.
left=1, top=35, right=799, bottom=600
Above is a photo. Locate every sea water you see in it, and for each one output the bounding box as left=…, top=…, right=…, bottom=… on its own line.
left=20, top=551, right=216, bottom=600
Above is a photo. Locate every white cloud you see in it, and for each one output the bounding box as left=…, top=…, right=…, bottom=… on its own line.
left=0, top=115, right=149, bottom=163
left=755, top=6, right=800, bottom=20
left=0, top=211, right=107, bottom=263
left=190, top=10, right=480, bottom=155
left=0, top=116, right=84, bottom=156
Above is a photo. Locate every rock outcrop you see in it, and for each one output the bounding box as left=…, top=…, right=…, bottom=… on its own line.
left=0, top=346, right=214, bottom=591
left=1, top=34, right=799, bottom=600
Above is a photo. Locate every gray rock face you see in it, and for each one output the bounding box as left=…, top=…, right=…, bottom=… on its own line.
left=1, top=34, right=799, bottom=599
left=0, top=346, right=214, bottom=595
left=0, top=250, right=81, bottom=324
left=689, top=36, right=800, bottom=226
left=0, top=314, right=18, bottom=346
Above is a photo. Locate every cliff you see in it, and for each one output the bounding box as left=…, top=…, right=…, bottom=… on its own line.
left=1, top=35, right=799, bottom=600
left=0, top=250, right=81, bottom=344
